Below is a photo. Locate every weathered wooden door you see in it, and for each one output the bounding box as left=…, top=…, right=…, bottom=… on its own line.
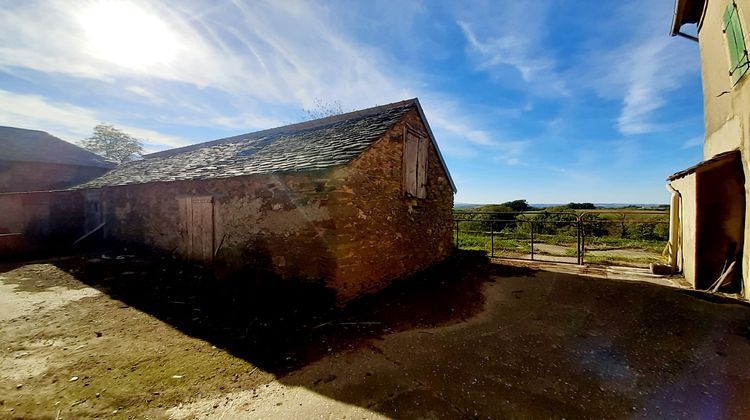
left=84, top=190, right=102, bottom=233
left=178, top=196, right=214, bottom=262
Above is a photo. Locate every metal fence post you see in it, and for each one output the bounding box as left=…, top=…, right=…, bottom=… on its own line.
left=576, top=216, right=581, bottom=265
left=580, top=220, right=586, bottom=265
left=455, top=220, right=459, bottom=248
left=530, top=221, right=535, bottom=261
left=490, top=221, right=495, bottom=258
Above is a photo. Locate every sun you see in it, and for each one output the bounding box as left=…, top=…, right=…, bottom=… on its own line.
left=78, top=1, right=178, bottom=69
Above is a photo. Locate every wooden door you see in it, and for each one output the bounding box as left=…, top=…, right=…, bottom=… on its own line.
left=84, top=191, right=102, bottom=232
left=178, top=196, right=214, bottom=262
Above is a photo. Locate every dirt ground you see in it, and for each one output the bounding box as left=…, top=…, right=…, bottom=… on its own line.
left=1, top=251, right=750, bottom=419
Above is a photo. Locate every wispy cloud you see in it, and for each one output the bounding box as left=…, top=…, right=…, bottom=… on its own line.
left=421, top=96, right=529, bottom=164
left=455, top=1, right=568, bottom=97
left=578, top=1, right=700, bottom=136
left=615, top=37, right=693, bottom=135
left=0, top=0, right=704, bottom=203
left=0, top=0, right=409, bottom=110
left=0, top=90, right=191, bottom=151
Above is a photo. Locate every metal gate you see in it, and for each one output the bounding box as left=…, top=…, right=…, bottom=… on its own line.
left=453, top=210, right=669, bottom=266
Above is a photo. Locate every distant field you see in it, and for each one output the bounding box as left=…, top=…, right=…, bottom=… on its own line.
left=456, top=231, right=666, bottom=266
left=454, top=202, right=669, bottom=267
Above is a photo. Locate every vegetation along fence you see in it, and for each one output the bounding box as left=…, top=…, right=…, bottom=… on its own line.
left=453, top=209, right=669, bottom=267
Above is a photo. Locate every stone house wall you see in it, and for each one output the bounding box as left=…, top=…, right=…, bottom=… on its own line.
left=95, top=109, right=454, bottom=301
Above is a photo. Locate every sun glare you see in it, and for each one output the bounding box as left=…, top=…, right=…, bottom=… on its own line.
left=78, top=1, right=179, bottom=69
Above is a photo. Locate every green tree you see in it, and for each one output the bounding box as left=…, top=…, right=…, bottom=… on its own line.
left=81, top=124, right=144, bottom=164
left=504, top=199, right=531, bottom=212
left=567, top=202, right=596, bottom=210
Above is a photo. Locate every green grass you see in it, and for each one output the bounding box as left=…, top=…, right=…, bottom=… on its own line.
left=583, top=254, right=667, bottom=267
left=584, top=237, right=666, bottom=253
left=457, top=232, right=531, bottom=254
left=456, top=232, right=667, bottom=266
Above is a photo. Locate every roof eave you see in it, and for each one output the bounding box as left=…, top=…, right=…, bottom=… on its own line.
left=670, top=0, right=706, bottom=37
left=667, top=149, right=740, bottom=181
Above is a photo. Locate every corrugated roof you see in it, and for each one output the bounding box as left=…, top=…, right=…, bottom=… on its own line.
left=667, top=149, right=740, bottom=181
left=81, top=99, right=456, bottom=189
left=0, top=126, right=114, bottom=168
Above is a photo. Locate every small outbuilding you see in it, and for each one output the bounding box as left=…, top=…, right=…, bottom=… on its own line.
left=0, top=126, right=114, bottom=193
left=78, top=98, right=456, bottom=301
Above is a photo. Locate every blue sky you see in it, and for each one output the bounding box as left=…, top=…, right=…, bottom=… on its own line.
left=0, top=0, right=704, bottom=204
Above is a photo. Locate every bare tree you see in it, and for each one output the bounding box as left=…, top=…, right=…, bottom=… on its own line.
left=81, top=124, right=144, bottom=164
left=302, top=99, right=346, bottom=120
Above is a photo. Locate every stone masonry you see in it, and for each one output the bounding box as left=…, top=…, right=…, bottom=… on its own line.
left=97, top=108, right=453, bottom=301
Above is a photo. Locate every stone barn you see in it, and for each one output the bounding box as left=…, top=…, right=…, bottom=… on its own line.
left=78, top=98, right=456, bottom=301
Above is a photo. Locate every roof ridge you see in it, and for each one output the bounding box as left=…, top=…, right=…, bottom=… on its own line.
left=0, top=125, right=49, bottom=134
left=146, top=98, right=417, bottom=159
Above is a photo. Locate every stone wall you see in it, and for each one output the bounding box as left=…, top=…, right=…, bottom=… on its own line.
left=96, top=109, right=454, bottom=301
left=0, top=161, right=109, bottom=193
left=99, top=172, right=342, bottom=285
left=326, top=109, right=454, bottom=300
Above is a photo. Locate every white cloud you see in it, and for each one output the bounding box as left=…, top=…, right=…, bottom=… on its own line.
left=615, top=37, right=692, bottom=135
left=0, top=0, right=410, bottom=110
left=459, top=22, right=551, bottom=83
left=456, top=1, right=568, bottom=97
left=578, top=1, right=700, bottom=136
left=0, top=90, right=191, bottom=151
left=0, top=0, right=529, bottom=166
left=421, top=96, right=528, bottom=164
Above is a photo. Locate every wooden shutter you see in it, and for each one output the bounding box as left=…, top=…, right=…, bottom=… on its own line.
left=724, top=1, right=749, bottom=83
left=417, top=136, right=428, bottom=198
left=404, top=131, right=419, bottom=196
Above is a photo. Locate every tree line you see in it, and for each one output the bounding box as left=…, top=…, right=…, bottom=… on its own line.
left=454, top=201, right=668, bottom=241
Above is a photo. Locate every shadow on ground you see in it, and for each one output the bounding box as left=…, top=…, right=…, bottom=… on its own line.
left=5, top=249, right=750, bottom=418
left=46, top=249, right=505, bottom=375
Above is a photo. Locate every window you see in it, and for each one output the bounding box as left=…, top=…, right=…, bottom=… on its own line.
left=723, top=1, right=749, bottom=84
left=403, top=126, right=428, bottom=198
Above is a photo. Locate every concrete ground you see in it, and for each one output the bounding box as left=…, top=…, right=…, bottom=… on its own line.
left=1, top=252, right=750, bottom=419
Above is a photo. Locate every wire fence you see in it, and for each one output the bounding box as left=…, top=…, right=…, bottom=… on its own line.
left=453, top=210, right=669, bottom=267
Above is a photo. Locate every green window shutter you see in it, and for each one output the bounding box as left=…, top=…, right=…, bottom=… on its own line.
left=723, top=1, right=750, bottom=84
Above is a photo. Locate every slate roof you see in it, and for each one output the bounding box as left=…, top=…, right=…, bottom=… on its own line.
left=80, top=98, right=456, bottom=191
left=0, top=126, right=114, bottom=168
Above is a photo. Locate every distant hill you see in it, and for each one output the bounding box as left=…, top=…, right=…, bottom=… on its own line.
left=530, top=203, right=668, bottom=209
left=454, top=202, right=481, bottom=209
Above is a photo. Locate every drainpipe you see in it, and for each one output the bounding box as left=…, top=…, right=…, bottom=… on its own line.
left=666, top=183, right=682, bottom=273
